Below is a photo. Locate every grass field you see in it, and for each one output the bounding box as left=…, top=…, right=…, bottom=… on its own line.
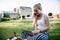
left=0, top=20, right=60, bottom=40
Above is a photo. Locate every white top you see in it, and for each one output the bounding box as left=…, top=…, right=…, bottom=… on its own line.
left=35, top=14, right=46, bottom=30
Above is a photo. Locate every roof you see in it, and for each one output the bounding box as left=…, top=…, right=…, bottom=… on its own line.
left=20, top=6, right=31, bottom=9
left=3, top=11, right=17, bottom=14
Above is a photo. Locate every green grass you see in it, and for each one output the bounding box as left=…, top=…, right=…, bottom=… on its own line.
left=0, top=20, right=60, bottom=40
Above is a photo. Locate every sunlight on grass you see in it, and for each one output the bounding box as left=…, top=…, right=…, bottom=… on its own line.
left=0, top=20, right=60, bottom=40
left=0, top=23, right=32, bottom=28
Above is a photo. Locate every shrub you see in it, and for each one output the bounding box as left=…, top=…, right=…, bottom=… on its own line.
left=48, top=12, right=53, bottom=16
left=18, top=16, right=21, bottom=18
left=4, top=13, right=10, bottom=18
left=22, top=16, right=25, bottom=19
left=1, top=18, right=10, bottom=22
left=27, top=14, right=30, bottom=17
left=13, top=18, right=17, bottom=20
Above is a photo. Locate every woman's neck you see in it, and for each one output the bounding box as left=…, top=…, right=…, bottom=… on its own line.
left=37, top=13, right=42, bottom=20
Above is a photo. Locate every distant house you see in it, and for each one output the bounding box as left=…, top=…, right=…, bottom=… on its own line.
left=9, top=13, right=19, bottom=19
left=57, top=14, right=60, bottom=18
left=3, top=11, right=19, bottom=19
left=14, top=6, right=33, bottom=19
left=52, top=14, right=60, bottom=19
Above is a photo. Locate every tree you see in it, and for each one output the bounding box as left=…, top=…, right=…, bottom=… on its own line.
left=48, top=12, right=53, bottom=16
left=4, top=13, right=10, bottom=18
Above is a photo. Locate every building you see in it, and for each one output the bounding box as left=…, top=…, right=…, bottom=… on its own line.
left=3, top=11, right=19, bottom=19
left=14, top=8, right=16, bottom=12
left=14, top=8, right=19, bottom=13
left=14, top=6, right=33, bottom=20
left=52, top=14, right=60, bottom=19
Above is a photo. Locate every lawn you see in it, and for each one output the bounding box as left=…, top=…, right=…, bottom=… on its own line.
left=0, top=20, right=60, bottom=40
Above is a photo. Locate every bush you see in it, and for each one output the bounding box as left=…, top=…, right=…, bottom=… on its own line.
left=27, top=14, right=30, bottom=17
left=13, top=18, right=17, bottom=20
left=22, top=16, right=25, bottom=19
left=4, top=13, right=10, bottom=18
left=48, top=12, right=52, bottom=16
left=1, top=18, right=10, bottom=22
left=0, top=13, right=10, bottom=22
left=18, top=16, right=21, bottom=18
left=9, top=18, right=17, bottom=20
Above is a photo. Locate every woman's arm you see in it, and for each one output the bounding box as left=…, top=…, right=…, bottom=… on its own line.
left=32, top=15, right=50, bottom=34
left=32, top=16, right=37, bottom=28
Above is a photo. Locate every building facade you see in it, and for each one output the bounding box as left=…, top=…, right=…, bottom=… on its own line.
left=14, top=6, right=33, bottom=20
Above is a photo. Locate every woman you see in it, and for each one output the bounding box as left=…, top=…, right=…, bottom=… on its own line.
left=21, top=3, right=50, bottom=40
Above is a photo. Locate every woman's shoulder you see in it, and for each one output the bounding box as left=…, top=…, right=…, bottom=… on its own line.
left=42, top=14, right=49, bottom=20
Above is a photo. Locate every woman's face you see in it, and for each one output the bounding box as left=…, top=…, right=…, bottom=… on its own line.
left=33, top=7, right=42, bottom=15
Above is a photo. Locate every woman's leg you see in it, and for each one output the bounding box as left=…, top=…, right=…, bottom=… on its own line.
left=27, top=33, right=48, bottom=40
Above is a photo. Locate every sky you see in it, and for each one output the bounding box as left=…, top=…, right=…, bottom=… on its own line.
left=0, top=0, right=60, bottom=15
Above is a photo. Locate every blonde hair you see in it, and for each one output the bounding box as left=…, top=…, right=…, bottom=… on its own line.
left=34, top=3, right=42, bottom=10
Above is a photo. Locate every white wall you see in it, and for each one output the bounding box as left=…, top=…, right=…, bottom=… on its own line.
left=20, top=7, right=32, bottom=17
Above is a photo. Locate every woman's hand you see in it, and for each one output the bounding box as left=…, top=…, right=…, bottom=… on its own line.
left=32, top=30, right=40, bottom=34
left=32, top=23, right=35, bottom=27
